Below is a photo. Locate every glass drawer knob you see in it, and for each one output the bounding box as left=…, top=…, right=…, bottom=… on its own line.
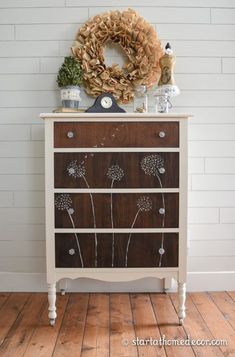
left=159, top=208, right=165, bottom=215
left=67, top=131, right=75, bottom=139
left=159, top=167, right=165, bottom=174
left=158, top=131, right=166, bottom=138
left=68, top=248, right=75, bottom=255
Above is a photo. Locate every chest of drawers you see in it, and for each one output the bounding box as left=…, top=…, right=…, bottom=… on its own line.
left=41, top=113, right=190, bottom=326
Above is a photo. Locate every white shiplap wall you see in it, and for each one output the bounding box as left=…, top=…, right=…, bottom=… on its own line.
left=0, top=0, right=235, bottom=292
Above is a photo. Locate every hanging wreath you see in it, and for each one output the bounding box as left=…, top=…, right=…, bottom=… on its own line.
left=71, top=8, right=163, bottom=103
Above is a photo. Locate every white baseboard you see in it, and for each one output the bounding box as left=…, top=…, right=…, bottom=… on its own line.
left=0, top=271, right=234, bottom=292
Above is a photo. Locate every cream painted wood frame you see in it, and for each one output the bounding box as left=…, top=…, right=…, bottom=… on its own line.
left=41, top=113, right=190, bottom=326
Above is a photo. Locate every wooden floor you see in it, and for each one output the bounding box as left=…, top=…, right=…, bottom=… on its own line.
left=0, top=292, right=235, bottom=356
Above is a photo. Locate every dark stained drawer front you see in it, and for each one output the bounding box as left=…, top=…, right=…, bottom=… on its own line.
left=54, top=122, right=179, bottom=148
left=55, top=233, right=178, bottom=268
left=54, top=193, right=179, bottom=229
left=54, top=152, right=179, bottom=188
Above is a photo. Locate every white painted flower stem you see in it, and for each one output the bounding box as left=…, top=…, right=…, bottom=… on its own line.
left=82, top=175, right=98, bottom=267
left=110, top=179, right=115, bottom=267
left=67, top=209, right=84, bottom=268
left=125, top=208, right=141, bottom=267
left=156, top=174, right=165, bottom=267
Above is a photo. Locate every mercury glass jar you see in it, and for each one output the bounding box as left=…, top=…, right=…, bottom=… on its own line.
left=134, top=85, right=148, bottom=113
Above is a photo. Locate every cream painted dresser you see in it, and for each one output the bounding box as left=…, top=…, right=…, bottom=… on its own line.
left=41, top=112, right=190, bottom=326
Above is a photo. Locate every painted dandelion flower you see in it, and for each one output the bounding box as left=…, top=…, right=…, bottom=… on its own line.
left=141, top=154, right=165, bottom=176
left=67, top=160, right=86, bottom=178
left=66, top=158, right=98, bottom=267
left=137, top=196, right=152, bottom=212
left=125, top=195, right=153, bottom=267
left=55, top=194, right=72, bottom=211
left=107, top=164, right=124, bottom=182
left=107, top=164, right=125, bottom=267
left=54, top=194, right=84, bottom=268
left=140, top=154, right=166, bottom=267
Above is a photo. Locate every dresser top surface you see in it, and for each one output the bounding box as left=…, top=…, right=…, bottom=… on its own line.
left=40, top=112, right=192, bottom=120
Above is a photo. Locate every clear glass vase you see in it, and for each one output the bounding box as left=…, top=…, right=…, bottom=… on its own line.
left=134, top=85, right=148, bottom=113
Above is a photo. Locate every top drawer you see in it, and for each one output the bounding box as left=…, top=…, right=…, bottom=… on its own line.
left=54, top=121, right=179, bottom=148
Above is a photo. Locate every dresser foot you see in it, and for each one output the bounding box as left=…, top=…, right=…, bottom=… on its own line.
left=48, top=283, right=57, bottom=326
left=60, top=289, right=66, bottom=296
left=50, top=318, right=56, bottom=326
left=178, top=282, right=186, bottom=325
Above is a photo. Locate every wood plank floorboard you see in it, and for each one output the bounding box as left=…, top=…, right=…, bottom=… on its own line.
left=0, top=292, right=234, bottom=356
left=150, top=293, right=195, bottom=357
left=170, top=293, right=224, bottom=357
left=190, top=292, right=235, bottom=356
left=0, top=293, right=46, bottom=357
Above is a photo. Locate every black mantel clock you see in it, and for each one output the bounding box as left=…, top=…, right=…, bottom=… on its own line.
left=85, top=93, right=126, bottom=113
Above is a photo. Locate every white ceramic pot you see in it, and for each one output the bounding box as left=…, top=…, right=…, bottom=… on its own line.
left=60, top=86, right=81, bottom=108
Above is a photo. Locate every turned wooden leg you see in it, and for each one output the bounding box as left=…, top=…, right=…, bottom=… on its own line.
left=48, top=283, right=57, bottom=326
left=178, top=282, right=186, bottom=325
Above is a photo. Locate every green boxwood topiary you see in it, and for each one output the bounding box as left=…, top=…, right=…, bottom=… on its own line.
left=56, top=56, right=83, bottom=87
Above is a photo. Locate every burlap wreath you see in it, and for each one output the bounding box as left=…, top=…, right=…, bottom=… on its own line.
left=71, top=8, right=163, bottom=103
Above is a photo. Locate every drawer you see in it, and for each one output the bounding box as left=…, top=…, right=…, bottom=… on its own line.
left=55, top=233, right=179, bottom=268
left=54, top=152, right=179, bottom=188
left=54, top=121, right=179, bottom=148
left=54, top=193, right=179, bottom=229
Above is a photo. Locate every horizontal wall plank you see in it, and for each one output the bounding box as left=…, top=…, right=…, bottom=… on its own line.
left=0, top=91, right=59, bottom=107
left=0, top=257, right=45, bottom=273
left=158, top=24, right=235, bottom=41
left=0, top=175, right=44, bottom=190
left=0, top=208, right=45, bottom=224
left=0, top=141, right=43, bottom=157
left=205, top=158, right=235, bottom=174
left=0, top=58, right=40, bottom=74
left=189, top=240, right=235, bottom=257
left=14, top=191, right=45, bottom=207
left=31, top=125, right=44, bottom=141
left=189, top=141, right=235, bottom=157
left=189, top=207, right=219, bottom=224
left=67, top=0, right=235, bottom=7
left=0, top=25, right=14, bottom=40
left=0, top=8, right=88, bottom=24
left=176, top=74, right=235, bottom=90
left=171, top=40, right=235, bottom=57
left=0, top=192, right=14, bottom=207
left=176, top=57, right=221, bottom=74
left=212, top=8, right=235, bottom=24
left=192, top=175, right=235, bottom=190
left=189, top=124, right=235, bottom=140
left=188, top=158, right=204, bottom=174
left=188, top=256, right=235, bottom=272
left=16, top=23, right=79, bottom=40
left=0, top=74, right=56, bottom=90
left=0, top=0, right=65, bottom=7
left=40, top=57, right=62, bottom=74
left=178, top=107, right=235, bottom=124
left=189, top=191, right=235, bottom=207
left=0, top=108, right=47, bottom=124
left=222, top=58, right=235, bottom=74
left=0, top=158, right=44, bottom=174
left=0, top=241, right=45, bottom=257
left=0, top=125, right=30, bottom=141
left=174, top=90, right=235, bottom=107
left=0, top=224, right=45, bottom=241
left=189, top=224, right=235, bottom=240
left=0, top=41, right=59, bottom=57
left=220, top=208, right=235, bottom=223
left=89, top=7, right=210, bottom=23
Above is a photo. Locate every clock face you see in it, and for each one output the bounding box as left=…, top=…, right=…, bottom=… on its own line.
left=101, top=96, right=113, bottom=109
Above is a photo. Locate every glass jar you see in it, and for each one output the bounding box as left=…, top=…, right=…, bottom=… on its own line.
left=155, top=93, right=170, bottom=113
left=134, top=85, right=148, bottom=113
